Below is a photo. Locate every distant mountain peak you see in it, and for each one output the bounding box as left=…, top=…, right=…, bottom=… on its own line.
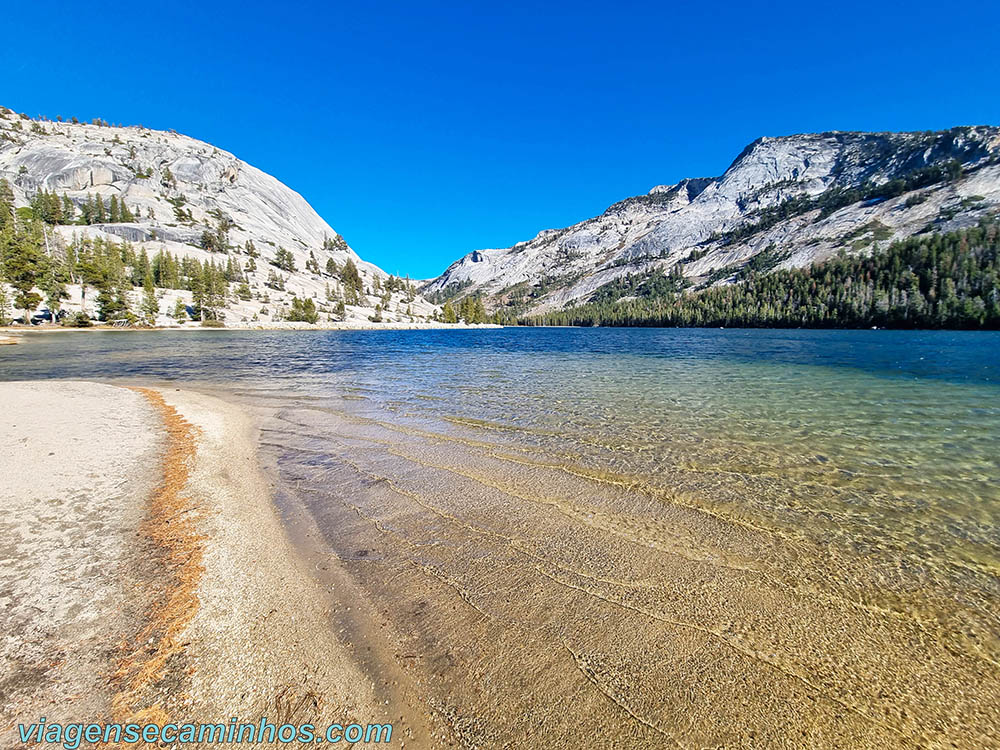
left=423, top=126, right=1000, bottom=318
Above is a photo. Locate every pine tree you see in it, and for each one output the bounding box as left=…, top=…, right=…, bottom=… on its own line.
left=442, top=300, right=457, bottom=324
left=273, top=247, right=296, bottom=272
left=225, top=255, right=241, bottom=281
left=71, top=237, right=103, bottom=317
left=340, top=258, right=363, bottom=303
left=41, top=259, right=68, bottom=322
left=189, top=267, right=204, bottom=321
left=132, top=249, right=150, bottom=286
left=200, top=261, right=225, bottom=321
left=81, top=195, right=93, bottom=225
left=141, top=268, right=159, bottom=324
left=5, top=220, right=46, bottom=322
left=288, top=296, right=319, bottom=323
left=0, top=179, right=14, bottom=233
left=200, top=229, right=219, bottom=252
left=29, top=190, right=62, bottom=224
left=0, top=283, right=11, bottom=326
left=96, top=283, right=128, bottom=322
left=173, top=296, right=188, bottom=322
left=473, top=296, right=487, bottom=323
left=214, top=217, right=231, bottom=252
left=265, top=269, right=284, bottom=290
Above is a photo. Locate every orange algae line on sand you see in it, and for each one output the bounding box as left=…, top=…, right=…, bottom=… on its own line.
left=110, top=387, right=204, bottom=728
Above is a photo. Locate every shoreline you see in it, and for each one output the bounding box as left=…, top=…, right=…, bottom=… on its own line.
left=1, top=321, right=503, bottom=335
left=152, top=386, right=431, bottom=745
left=0, top=380, right=425, bottom=746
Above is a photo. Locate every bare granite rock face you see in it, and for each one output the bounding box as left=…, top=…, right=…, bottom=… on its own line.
left=424, top=127, right=1000, bottom=314
left=0, top=110, right=439, bottom=325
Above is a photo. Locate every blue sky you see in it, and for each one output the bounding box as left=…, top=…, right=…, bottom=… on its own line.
left=4, top=1, right=1000, bottom=278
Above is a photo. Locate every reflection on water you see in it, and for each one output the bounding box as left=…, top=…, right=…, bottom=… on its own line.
left=4, top=328, right=1000, bottom=746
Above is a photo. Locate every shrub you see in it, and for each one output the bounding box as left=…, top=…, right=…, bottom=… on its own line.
left=287, top=296, right=319, bottom=323
left=62, top=312, right=93, bottom=327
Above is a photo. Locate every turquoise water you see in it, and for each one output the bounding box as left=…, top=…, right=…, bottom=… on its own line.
left=3, top=328, right=1000, bottom=744
left=3, top=329, right=998, bottom=578
left=4, top=327, right=999, bottom=574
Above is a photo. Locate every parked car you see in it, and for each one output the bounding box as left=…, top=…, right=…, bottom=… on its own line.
left=30, top=309, right=69, bottom=325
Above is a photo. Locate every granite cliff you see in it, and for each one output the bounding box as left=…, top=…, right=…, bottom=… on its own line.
left=0, top=108, right=438, bottom=325
left=425, top=127, right=1000, bottom=317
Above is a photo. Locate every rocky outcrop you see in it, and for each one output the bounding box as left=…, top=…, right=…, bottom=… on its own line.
left=0, top=109, right=439, bottom=324
left=424, top=127, right=1000, bottom=315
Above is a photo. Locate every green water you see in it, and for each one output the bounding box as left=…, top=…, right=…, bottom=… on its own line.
left=7, top=327, right=996, bottom=580
left=3, top=327, right=999, bottom=745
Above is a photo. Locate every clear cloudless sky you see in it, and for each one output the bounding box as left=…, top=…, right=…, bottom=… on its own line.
left=3, top=0, right=1000, bottom=278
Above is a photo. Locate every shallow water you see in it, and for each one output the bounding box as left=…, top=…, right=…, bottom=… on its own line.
left=3, top=328, right=1000, bottom=746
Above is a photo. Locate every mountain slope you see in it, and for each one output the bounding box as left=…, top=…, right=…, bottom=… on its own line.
left=424, top=127, right=1000, bottom=318
left=0, top=107, right=439, bottom=325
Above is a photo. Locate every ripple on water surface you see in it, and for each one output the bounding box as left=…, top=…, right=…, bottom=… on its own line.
left=3, top=327, right=999, bottom=746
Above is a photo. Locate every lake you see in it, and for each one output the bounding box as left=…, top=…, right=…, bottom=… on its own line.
left=3, top=327, right=999, bottom=746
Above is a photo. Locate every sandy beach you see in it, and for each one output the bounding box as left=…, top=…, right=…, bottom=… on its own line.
left=0, top=381, right=420, bottom=747
left=0, top=383, right=159, bottom=740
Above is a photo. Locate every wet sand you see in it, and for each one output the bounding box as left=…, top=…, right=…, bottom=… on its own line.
left=152, top=387, right=427, bottom=743
left=0, top=382, right=409, bottom=746
left=252, top=394, right=1000, bottom=749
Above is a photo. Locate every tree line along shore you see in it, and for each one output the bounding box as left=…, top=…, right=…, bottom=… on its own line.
left=515, top=216, right=1000, bottom=329
left=0, top=177, right=495, bottom=328
left=4, top=171, right=999, bottom=331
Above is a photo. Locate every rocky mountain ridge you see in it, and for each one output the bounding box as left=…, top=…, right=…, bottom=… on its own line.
left=0, top=107, right=440, bottom=325
left=424, top=127, right=1000, bottom=317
